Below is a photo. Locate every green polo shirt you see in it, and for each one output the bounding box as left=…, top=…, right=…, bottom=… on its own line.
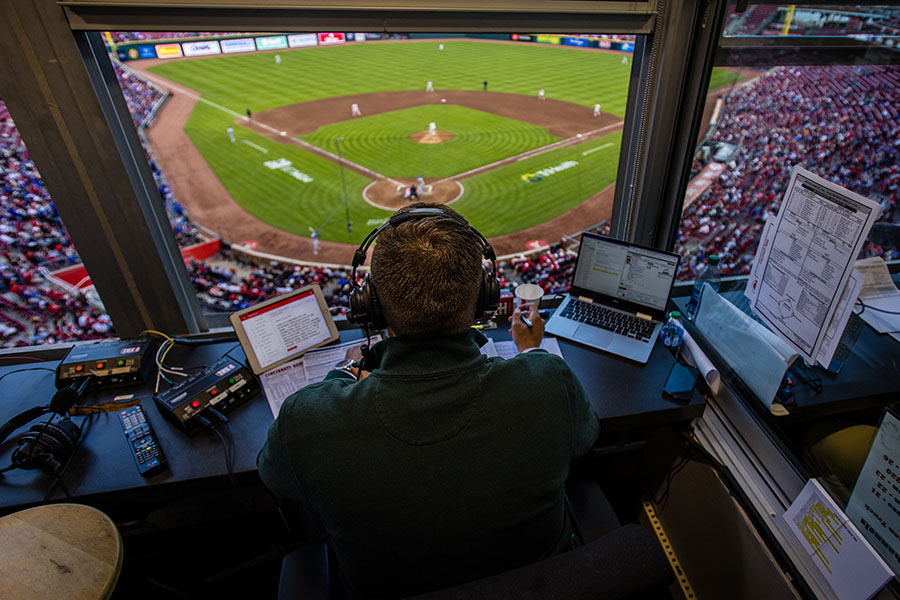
left=258, top=329, right=598, bottom=599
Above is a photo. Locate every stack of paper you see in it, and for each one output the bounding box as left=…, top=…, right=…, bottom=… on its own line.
left=854, top=257, right=900, bottom=344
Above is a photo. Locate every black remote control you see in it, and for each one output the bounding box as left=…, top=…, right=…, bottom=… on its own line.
left=119, top=405, right=167, bottom=477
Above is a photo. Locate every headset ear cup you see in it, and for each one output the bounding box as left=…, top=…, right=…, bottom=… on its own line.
left=475, top=268, right=501, bottom=320
left=12, top=419, right=80, bottom=471
left=367, top=276, right=386, bottom=331
left=349, top=274, right=387, bottom=330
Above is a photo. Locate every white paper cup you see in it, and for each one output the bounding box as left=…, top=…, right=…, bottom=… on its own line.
left=514, top=283, right=543, bottom=308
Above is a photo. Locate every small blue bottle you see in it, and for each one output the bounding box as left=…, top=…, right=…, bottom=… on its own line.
left=661, top=311, right=684, bottom=348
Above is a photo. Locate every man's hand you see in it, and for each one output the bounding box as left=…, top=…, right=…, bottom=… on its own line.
left=510, top=303, right=544, bottom=353
left=344, top=343, right=371, bottom=380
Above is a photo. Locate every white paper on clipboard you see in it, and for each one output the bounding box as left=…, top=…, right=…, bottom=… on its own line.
left=750, top=167, right=881, bottom=364
left=261, top=335, right=382, bottom=418
left=815, top=269, right=863, bottom=369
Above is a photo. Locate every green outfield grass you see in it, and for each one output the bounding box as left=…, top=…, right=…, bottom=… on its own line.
left=458, top=131, right=622, bottom=237
left=147, top=41, right=735, bottom=244
left=303, top=105, right=560, bottom=178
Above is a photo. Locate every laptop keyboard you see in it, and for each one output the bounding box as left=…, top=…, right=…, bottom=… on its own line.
left=559, top=299, right=655, bottom=342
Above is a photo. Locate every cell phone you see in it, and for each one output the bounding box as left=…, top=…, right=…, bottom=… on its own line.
left=662, top=362, right=699, bottom=403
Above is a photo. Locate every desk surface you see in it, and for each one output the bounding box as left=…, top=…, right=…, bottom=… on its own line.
left=0, top=326, right=701, bottom=513
left=675, top=290, right=900, bottom=421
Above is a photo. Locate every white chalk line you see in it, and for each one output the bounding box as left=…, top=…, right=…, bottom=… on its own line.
left=135, top=67, right=402, bottom=186
left=433, top=121, right=623, bottom=185
left=582, top=142, right=614, bottom=156
left=242, top=140, right=268, bottom=153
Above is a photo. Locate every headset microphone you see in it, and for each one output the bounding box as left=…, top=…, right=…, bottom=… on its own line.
left=49, top=377, right=90, bottom=415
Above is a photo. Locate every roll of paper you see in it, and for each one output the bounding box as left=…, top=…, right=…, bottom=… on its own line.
left=676, top=321, right=720, bottom=394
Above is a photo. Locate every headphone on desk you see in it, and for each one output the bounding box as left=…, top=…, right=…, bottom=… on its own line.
left=347, top=208, right=501, bottom=331
left=0, top=380, right=86, bottom=473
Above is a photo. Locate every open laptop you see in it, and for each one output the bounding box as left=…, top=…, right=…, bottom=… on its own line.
left=545, top=233, right=680, bottom=363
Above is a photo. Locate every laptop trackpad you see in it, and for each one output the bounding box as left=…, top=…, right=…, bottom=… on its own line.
left=574, top=325, right=613, bottom=349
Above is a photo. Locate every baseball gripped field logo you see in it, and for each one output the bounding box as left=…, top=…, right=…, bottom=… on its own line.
left=521, top=160, right=579, bottom=183
left=264, top=158, right=313, bottom=183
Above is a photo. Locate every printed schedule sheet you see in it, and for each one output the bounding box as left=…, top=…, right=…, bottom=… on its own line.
left=752, top=167, right=880, bottom=363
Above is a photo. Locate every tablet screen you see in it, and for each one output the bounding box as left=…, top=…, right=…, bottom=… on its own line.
left=231, top=286, right=338, bottom=374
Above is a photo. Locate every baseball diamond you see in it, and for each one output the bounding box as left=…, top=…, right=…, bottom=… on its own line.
left=134, top=39, right=739, bottom=262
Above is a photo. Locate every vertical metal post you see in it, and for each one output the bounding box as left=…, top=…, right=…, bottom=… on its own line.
left=335, top=137, right=351, bottom=240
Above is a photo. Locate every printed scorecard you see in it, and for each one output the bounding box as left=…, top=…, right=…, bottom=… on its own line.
left=230, top=285, right=339, bottom=375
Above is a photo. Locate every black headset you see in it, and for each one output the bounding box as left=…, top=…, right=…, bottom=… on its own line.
left=0, top=380, right=86, bottom=473
left=348, top=208, right=501, bottom=331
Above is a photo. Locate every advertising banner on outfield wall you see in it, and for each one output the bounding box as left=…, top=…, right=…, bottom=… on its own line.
left=155, top=43, right=183, bottom=59
left=597, top=39, right=612, bottom=49
left=221, top=38, right=256, bottom=54
left=256, top=36, right=288, bottom=50
left=288, top=33, right=318, bottom=48
left=183, top=41, right=221, bottom=56
left=116, top=44, right=159, bottom=62
left=562, top=36, right=590, bottom=48
left=618, top=41, right=635, bottom=53
left=220, top=38, right=256, bottom=54
left=535, top=34, right=561, bottom=45
left=318, top=32, right=346, bottom=44
left=351, top=33, right=367, bottom=42
left=511, top=34, right=534, bottom=42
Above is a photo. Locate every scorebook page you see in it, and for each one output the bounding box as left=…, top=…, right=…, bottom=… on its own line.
left=751, top=167, right=880, bottom=364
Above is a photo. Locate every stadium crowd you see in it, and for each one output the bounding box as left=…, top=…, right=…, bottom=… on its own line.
left=3, top=48, right=900, bottom=347
left=107, top=32, right=242, bottom=44
left=676, top=64, right=900, bottom=280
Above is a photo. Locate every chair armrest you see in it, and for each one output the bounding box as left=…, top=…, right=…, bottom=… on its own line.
left=279, top=543, right=329, bottom=600
left=407, top=524, right=673, bottom=600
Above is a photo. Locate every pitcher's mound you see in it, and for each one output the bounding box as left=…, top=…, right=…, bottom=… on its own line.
left=411, top=130, right=453, bottom=144
left=364, top=179, right=464, bottom=210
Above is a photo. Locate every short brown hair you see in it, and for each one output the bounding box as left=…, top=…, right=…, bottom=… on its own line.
left=371, top=203, right=483, bottom=337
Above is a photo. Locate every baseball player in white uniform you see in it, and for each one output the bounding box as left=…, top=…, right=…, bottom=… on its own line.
left=351, top=103, right=361, bottom=117
left=426, top=81, right=434, bottom=92
left=538, top=89, right=545, bottom=100
left=593, top=104, right=601, bottom=117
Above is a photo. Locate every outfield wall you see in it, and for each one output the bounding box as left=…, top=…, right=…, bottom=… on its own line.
left=111, top=32, right=635, bottom=63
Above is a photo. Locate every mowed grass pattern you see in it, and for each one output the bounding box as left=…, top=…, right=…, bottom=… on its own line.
left=458, top=131, right=623, bottom=237
left=184, top=102, right=383, bottom=241
left=147, top=41, right=723, bottom=243
left=303, top=105, right=560, bottom=178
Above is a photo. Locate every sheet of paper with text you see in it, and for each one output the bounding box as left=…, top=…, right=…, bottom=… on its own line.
left=751, top=167, right=881, bottom=364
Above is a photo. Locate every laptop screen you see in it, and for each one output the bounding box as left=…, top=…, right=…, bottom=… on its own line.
left=572, top=233, right=680, bottom=313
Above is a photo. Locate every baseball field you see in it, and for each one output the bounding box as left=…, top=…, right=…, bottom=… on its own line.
left=136, top=39, right=739, bottom=260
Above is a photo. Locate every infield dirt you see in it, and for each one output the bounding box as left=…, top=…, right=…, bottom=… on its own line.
left=135, top=61, right=619, bottom=263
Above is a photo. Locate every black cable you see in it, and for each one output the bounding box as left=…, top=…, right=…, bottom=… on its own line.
left=0, top=366, right=55, bottom=386
left=855, top=298, right=900, bottom=315
left=653, top=452, right=692, bottom=511
left=43, top=413, right=94, bottom=502
left=26, top=412, right=58, bottom=466
left=199, top=416, right=240, bottom=492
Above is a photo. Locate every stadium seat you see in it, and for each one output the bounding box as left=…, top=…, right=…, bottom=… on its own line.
left=277, top=478, right=673, bottom=600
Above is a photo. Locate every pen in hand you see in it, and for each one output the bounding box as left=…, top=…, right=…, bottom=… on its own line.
left=520, top=314, right=533, bottom=330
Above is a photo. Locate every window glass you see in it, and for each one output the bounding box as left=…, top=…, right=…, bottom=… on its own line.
left=678, top=4, right=900, bottom=564
left=677, top=8, right=899, bottom=282
left=105, top=32, right=640, bottom=315
left=723, top=4, right=900, bottom=39
left=0, top=99, right=116, bottom=347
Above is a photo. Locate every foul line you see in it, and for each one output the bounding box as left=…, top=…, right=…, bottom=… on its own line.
left=583, top=142, right=614, bottom=156
left=133, top=66, right=402, bottom=186
left=432, top=121, right=623, bottom=185
left=242, top=140, right=268, bottom=153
